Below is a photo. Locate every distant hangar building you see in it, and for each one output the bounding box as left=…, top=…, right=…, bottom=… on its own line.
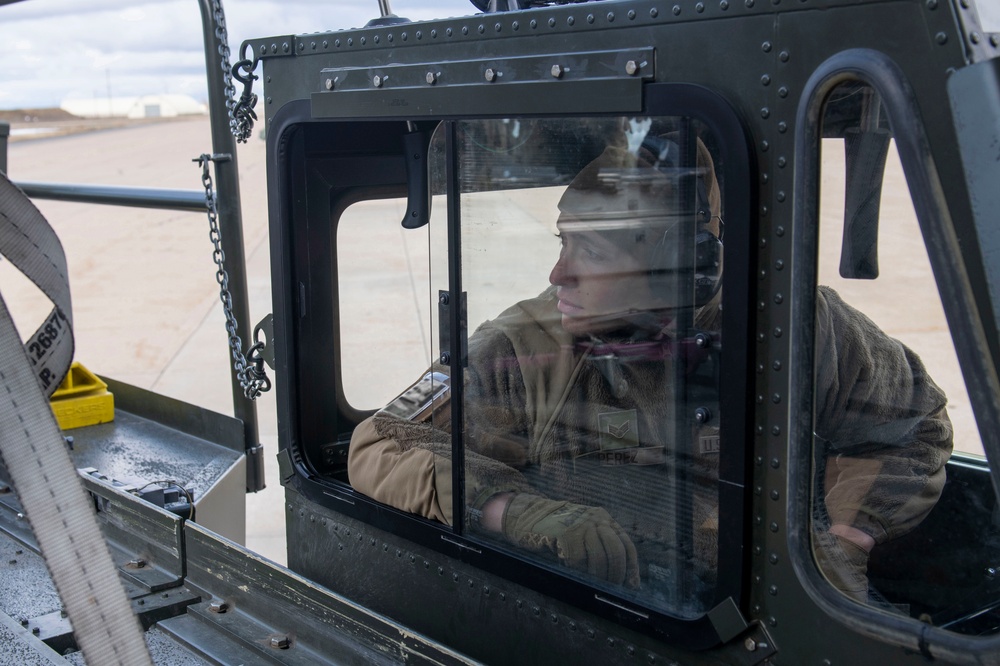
left=60, top=94, right=207, bottom=119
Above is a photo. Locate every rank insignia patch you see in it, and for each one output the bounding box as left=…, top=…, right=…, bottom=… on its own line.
left=598, top=409, right=640, bottom=451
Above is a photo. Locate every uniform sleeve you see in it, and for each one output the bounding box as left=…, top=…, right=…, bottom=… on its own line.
left=347, top=415, right=454, bottom=524
left=348, top=327, right=536, bottom=525
left=814, top=286, right=953, bottom=544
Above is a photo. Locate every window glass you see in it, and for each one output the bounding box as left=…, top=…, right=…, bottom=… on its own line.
left=350, top=115, right=730, bottom=620
left=812, top=82, right=993, bottom=633
left=448, top=117, right=725, bottom=618
left=337, top=198, right=433, bottom=411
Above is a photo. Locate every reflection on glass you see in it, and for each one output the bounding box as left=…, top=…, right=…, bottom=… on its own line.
left=348, top=116, right=725, bottom=619
left=810, top=84, right=993, bottom=632
left=454, top=118, right=723, bottom=618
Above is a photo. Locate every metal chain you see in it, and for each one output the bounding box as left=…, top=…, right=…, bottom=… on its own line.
left=211, top=0, right=258, bottom=143
left=195, top=153, right=271, bottom=400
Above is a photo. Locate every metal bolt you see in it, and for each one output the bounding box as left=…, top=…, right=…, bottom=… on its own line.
left=127, top=558, right=147, bottom=569
left=625, top=60, right=640, bottom=75
left=484, top=68, right=497, bottom=82
left=551, top=64, right=564, bottom=78
left=745, top=637, right=757, bottom=651
left=695, top=332, right=711, bottom=348
left=269, top=635, right=291, bottom=649
left=694, top=407, right=712, bottom=424
left=373, top=75, right=384, bottom=87
left=986, top=567, right=996, bottom=579
left=32, top=626, right=40, bottom=635
left=209, top=601, right=229, bottom=613
left=426, top=71, right=437, bottom=84
left=325, top=78, right=334, bottom=90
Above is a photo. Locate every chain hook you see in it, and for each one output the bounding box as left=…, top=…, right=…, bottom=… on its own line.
left=245, top=340, right=272, bottom=398
left=230, top=46, right=260, bottom=144
left=211, top=0, right=258, bottom=143
left=233, top=43, right=259, bottom=87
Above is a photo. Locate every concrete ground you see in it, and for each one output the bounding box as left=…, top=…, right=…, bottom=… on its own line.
left=0, top=116, right=984, bottom=569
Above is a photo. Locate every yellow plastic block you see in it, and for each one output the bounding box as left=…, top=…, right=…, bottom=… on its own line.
left=50, top=362, right=114, bottom=430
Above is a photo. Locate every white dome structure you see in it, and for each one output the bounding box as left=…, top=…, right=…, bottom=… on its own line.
left=60, top=94, right=207, bottom=119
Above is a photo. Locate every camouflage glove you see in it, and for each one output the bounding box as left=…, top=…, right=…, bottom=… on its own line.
left=814, top=531, right=870, bottom=602
left=502, top=493, right=640, bottom=588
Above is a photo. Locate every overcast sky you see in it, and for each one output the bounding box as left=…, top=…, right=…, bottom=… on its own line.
left=3, top=0, right=999, bottom=111
left=0, top=0, right=478, bottom=110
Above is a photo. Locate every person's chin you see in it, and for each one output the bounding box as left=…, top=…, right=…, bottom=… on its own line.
left=560, top=313, right=622, bottom=336
left=560, top=315, right=589, bottom=335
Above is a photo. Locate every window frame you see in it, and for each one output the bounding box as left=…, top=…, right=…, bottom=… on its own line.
left=788, top=48, right=1000, bottom=659
left=271, top=83, right=755, bottom=649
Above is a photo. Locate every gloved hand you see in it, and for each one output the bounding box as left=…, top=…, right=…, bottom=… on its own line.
left=501, top=493, right=640, bottom=588
left=814, top=530, right=870, bottom=602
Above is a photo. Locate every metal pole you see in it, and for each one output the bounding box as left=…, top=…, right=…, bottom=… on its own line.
left=16, top=182, right=208, bottom=212
left=197, top=0, right=265, bottom=493
left=0, top=122, right=9, bottom=175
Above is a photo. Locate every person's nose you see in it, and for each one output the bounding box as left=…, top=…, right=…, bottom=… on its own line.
left=549, top=250, right=577, bottom=287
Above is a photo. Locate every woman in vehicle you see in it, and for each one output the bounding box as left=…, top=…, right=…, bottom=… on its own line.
left=348, top=129, right=952, bottom=611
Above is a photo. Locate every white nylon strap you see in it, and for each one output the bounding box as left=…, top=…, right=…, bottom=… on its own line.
left=0, top=173, right=152, bottom=665
left=0, top=175, right=73, bottom=396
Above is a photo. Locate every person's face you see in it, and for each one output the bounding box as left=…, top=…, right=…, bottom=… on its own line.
left=548, top=221, right=664, bottom=335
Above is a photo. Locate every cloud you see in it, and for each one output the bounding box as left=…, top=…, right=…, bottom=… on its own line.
left=0, top=0, right=478, bottom=109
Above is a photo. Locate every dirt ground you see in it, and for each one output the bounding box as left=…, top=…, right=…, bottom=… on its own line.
left=1, top=108, right=196, bottom=142
left=0, top=107, right=78, bottom=123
